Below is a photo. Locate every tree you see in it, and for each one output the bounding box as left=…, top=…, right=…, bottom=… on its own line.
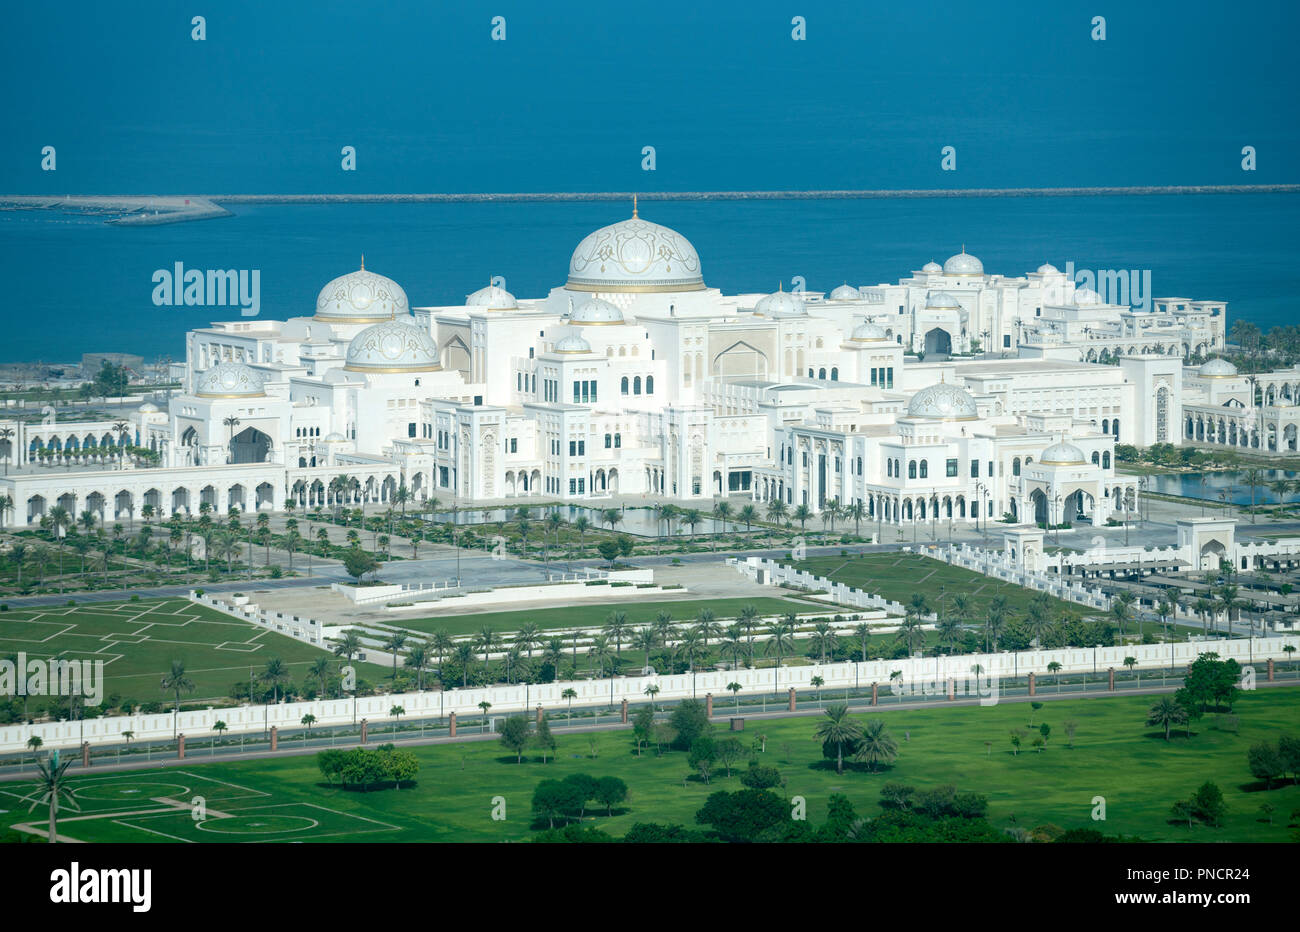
left=531, top=779, right=582, bottom=828
left=811, top=702, right=863, bottom=774
left=533, top=717, right=556, bottom=763
left=596, top=539, right=620, bottom=567
left=1247, top=741, right=1286, bottom=789
left=261, top=657, right=289, bottom=704
left=23, top=749, right=80, bottom=842
left=695, top=788, right=786, bottom=842
left=159, top=659, right=194, bottom=717
left=342, top=548, right=379, bottom=582
left=632, top=706, right=655, bottom=757
left=594, top=776, right=628, bottom=815
left=499, top=715, right=532, bottom=763
left=716, top=737, right=745, bottom=778
left=669, top=699, right=713, bottom=751
left=1147, top=696, right=1187, bottom=741
left=852, top=719, right=898, bottom=772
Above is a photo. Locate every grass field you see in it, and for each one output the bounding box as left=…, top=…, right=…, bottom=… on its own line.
left=0, top=598, right=388, bottom=707
left=792, top=552, right=1094, bottom=621
left=7, top=689, right=1296, bottom=843
left=393, top=595, right=819, bottom=637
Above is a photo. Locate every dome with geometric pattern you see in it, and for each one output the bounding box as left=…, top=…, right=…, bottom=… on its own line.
left=1039, top=440, right=1088, bottom=466
left=196, top=361, right=266, bottom=399
left=828, top=283, right=860, bottom=301
left=344, top=320, right=441, bottom=372
left=566, top=210, right=704, bottom=293
left=1073, top=287, right=1104, bottom=306
left=570, top=298, right=625, bottom=326
left=554, top=334, right=594, bottom=354
left=926, top=291, right=962, bottom=310
left=315, top=260, right=409, bottom=322
left=906, top=382, right=978, bottom=420
left=922, top=260, right=943, bottom=274
left=755, top=286, right=806, bottom=318
left=1197, top=357, right=1238, bottom=379
left=943, top=249, right=984, bottom=277
left=466, top=283, right=518, bottom=310
left=847, top=321, right=889, bottom=343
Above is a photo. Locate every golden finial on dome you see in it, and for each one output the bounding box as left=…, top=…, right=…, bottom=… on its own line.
left=632, top=193, right=638, bottom=218
left=360, top=254, right=365, bottom=270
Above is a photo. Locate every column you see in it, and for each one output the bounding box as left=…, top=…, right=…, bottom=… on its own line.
left=448, top=712, right=457, bottom=737
left=871, top=682, right=878, bottom=705
left=620, top=698, right=628, bottom=723
left=536, top=705, right=544, bottom=725
left=787, top=687, right=796, bottom=712
left=269, top=726, right=278, bottom=751
left=359, top=719, right=368, bottom=743
left=177, top=734, right=185, bottom=759
left=705, top=693, right=713, bottom=717
left=1027, top=672, right=1036, bottom=696
left=1107, top=667, right=1115, bottom=691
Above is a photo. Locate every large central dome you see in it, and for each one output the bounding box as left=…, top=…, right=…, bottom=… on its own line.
left=907, top=382, right=979, bottom=420
left=567, top=212, right=704, bottom=293
left=345, top=320, right=441, bottom=373
left=315, top=261, right=409, bottom=322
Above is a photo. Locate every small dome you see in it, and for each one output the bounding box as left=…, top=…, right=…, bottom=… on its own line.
left=828, top=283, right=860, bottom=301
left=137, top=402, right=159, bottom=413
left=755, top=287, right=806, bottom=318
left=322, top=432, right=346, bottom=443
left=847, top=321, right=888, bottom=343
left=926, top=291, right=962, bottom=310
left=570, top=298, right=625, bottom=326
left=1198, top=357, right=1238, bottom=378
left=466, top=283, right=517, bottom=310
left=906, top=382, right=978, bottom=420
left=567, top=212, right=704, bottom=293
left=554, top=334, right=593, bottom=355
left=922, top=261, right=943, bottom=274
left=1073, top=287, right=1103, bottom=306
left=345, top=320, right=441, bottom=372
left=1039, top=440, right=1088, bottom=466
left=1037, top=262, right=1060, bottom=275
left=315, top=261, right=409, bottom=322
left=943, top=249, right=983, bottom=277
left=196, top=361, right=266, bottom=399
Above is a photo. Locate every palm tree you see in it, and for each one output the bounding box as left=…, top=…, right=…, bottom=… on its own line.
left=384, top=632, right=409, bottom=680
left=810, top=621, right=838, bottom=664
left=632, top=626, right=658, bottom=674
left=792, top=504, right=812, bottom=532
left=852, top=719, right=899, bottom=773
left=814, top=703, right=864, bottom=774
left=405, top=642, right=431, bottom=691
left=682, top=508, right=702, bottom=541
left=737, top=504, right=758, bottom=535
left=261, top=657, right=289, bottom=704
left=722, top=624, right=748, bottom=671
left=308, top=656, right=333, bottom=698
left=23, top=749, right=80, bottom=842
left=712, top=501, right=733, bottom=536
left=727, top=681, right=743, bottom=712
left=332, top=630, right=361, bottom=666
left=572, top=515, right=591, bottom=554
left=212, top=721, right=226, bottom=740
left=1242, top=467, right=1264, bottom=523
left=475, top=627, right=500, bottom=673
left=561, top=687, right=578, bottom=725
left=764, top=615, right=797, bottom=688
left=160, top=659, right=195, bottom=717
left=984, top=608, right=1006, bottom=652
left=1146, top=695, right=1186, bottom=741
left=852, top=622, right=872, bottom=662
left=737, top=604, right=761, bottom=654
left=1046, top=660, right=1063, bottom=691
left=895, top=615, right=926, bottom=657
left=514, top=622, right=542, bottom=660
left=602, top=612, right=630, bottom=670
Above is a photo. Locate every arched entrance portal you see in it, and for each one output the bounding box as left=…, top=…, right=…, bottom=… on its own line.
left=229, top=427, right=272, bottom=464
left=924, top=327, right=952, bottom=357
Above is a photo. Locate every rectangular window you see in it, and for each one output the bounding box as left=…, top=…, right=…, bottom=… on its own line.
left=408, top=422, right=416, bottom=438
left=946, top=458, right=958, bottom=477
left=573, top=382, right=580, bottom=404
left=970, top=460, right=978, bottom=478
left=887, top=368, right=894, bottom=389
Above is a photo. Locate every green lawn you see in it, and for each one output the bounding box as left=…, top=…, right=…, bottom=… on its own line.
left=8, top=689, right=1296, bottom=843
left=0, top=598, right=388, bottom=710
left=392, top=596, right=818, bottom=638
left=791, top=552, right=1093, bottom=621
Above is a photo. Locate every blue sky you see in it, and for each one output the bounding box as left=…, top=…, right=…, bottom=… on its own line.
left=2, top=0, right=1296, bottom=194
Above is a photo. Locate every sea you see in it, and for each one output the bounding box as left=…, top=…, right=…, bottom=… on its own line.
left=0, top=192, right=1296, bottom=364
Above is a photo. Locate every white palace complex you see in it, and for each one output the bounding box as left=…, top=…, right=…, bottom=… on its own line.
left=5, top=207, right=1299, bottom=532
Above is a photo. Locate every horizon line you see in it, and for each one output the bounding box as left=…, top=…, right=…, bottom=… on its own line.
left=4, top=184, right=1300, bottom=205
